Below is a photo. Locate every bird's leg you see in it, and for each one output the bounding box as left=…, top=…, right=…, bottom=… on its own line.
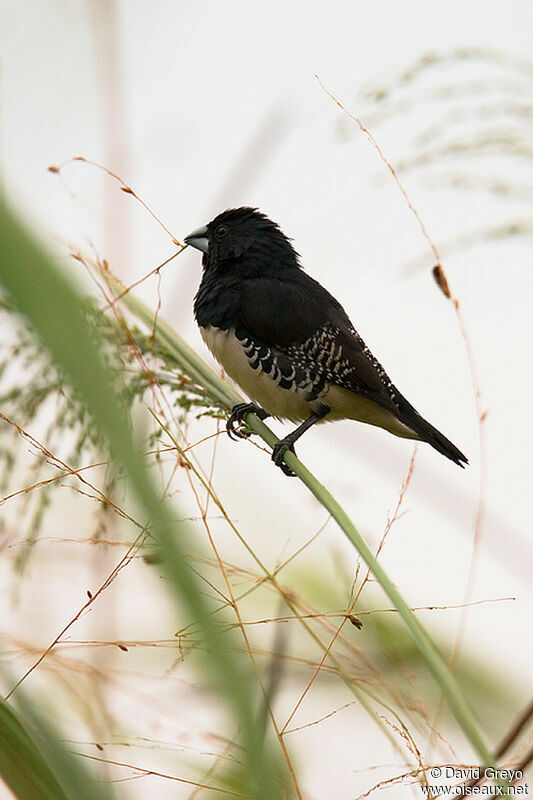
left=226, top=402, right=270, bottom=441
left=272, top=404, right=330, bottom=477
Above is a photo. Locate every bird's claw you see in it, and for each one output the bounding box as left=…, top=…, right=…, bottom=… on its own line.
left=226, top=403, right=268, bottom=441
left=272, top=439, right=297, bottom=477
left=227, top=404, right=297, bottom=476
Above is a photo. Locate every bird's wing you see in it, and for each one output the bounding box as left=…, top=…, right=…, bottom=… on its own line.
left=235, top=274, right=468, bottom=466
left=324, top=319, right=401, bottom=406
left=235, top=274, right=400, bottom=413
left=235, top=275, right=331, bottom=345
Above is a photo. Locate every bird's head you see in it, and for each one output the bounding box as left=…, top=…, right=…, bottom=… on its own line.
left=185, top=207, right=300, bottom=276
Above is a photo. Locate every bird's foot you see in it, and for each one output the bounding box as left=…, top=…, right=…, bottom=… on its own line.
left=226, top=403, right=269, bottom=441
left=271, top=438, right=297, bottom=477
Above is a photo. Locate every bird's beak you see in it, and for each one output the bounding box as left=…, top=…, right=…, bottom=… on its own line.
left=184, top=225, right=209, bottom=253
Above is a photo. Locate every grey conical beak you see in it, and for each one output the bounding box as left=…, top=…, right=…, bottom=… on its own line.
left=184, top=225, right=209, bottom=253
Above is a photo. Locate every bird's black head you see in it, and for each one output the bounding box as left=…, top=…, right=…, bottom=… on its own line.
left=185, top=207, right=300, bottom=277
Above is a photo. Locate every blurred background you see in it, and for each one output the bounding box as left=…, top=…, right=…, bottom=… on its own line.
left=1, top=1, right=532, bottom=798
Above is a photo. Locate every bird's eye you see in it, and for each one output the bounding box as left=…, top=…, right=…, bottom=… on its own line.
left=216, top=225, right=229, bottom=238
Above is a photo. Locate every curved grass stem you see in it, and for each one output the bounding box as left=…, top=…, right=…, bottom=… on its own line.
left=98, top=266, right=505, bottom=781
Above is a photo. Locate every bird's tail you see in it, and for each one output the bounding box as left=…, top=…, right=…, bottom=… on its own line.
left=395, top=394, right=468, bottom=468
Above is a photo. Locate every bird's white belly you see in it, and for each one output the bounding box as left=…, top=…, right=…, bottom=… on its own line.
left=200, top=325, right=418, bottom=438
left=200, top=326, right=311, bottom=421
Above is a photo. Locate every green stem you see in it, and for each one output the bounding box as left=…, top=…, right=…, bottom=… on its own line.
left=101, top=267, right=503, bottom=780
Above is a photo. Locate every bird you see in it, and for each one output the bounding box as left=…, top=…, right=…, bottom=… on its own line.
left=185, top=207, right=468, bottom=476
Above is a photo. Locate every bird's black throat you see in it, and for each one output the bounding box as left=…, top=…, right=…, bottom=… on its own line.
left=194, top=268, right=240, bottom=331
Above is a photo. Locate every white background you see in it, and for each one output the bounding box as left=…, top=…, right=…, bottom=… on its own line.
left=1, top=2, right=532, bottom=798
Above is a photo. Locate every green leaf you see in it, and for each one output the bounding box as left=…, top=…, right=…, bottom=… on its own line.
left=0, top=697, right=71, bottom=800
left=0, top=199, right=287, bottom=799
